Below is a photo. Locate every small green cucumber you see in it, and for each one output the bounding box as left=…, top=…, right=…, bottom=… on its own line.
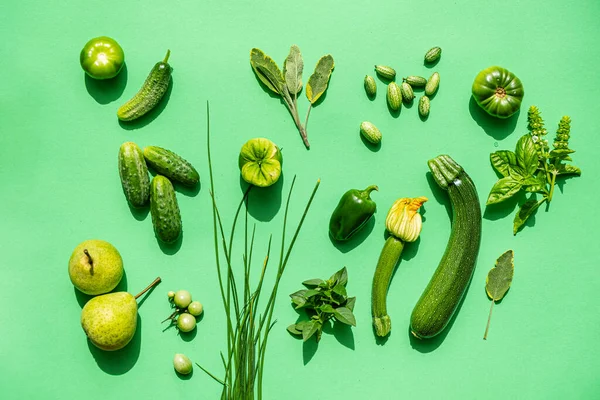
left=387, top=82, right=402, bottom=111
left=424, top=47, right=442, bottom=63
left=374, top=65, right=396, bottom=80
left=150, top=175, right=182, bottom=243
left=360, top=121, right=382, bottom=144
left=118, top=142, right=150, bottom=208
left=404, top=76, right=427, bottom=87
left=117, top=50, right=172, bottom=122
left=425, top=72, right=440, bottom=96
left=143, top=146, right=199, bottom=187
left=419, top=96, right=430, bottom=118
left=364, top=75, right=377, bottom=97
left=400, top=82, right=415, bottom=103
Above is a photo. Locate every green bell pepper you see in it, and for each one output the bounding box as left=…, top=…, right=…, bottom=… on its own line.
left=80, top=36, right=125, bottom=80
left=329, top=185, right=378, bottom=241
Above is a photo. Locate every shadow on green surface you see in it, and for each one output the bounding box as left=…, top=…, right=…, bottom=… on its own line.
left=180, top=327, right=198, bottom=342
left=302, top=338, right=318, bottom=365
left=175, top=181, right=201, bottom=197
left=128, top=202, right=150, bottom=221
left=468, top=97, right=520, bottom=140
left=88, top=315, right=142, bottom=375
left=74, top=270, right=129, bottom=308
left=360, top=133, right=381, bottom=152
left=84, top=64, right=128, bottom=105
left=176, top=369, right=194, bottom=380
left=424, top=59, right=440, bottom=68
left=330, top=217, right=376, bottom=253
left=118, top=76, right=174, bottom=130
left=426, top=172, right=453, bottom=218
left=240, top=175, right=283, bottom=222
left=157, top=230, right=183, bottom=255
left=329, top=322, right=355, bottom=350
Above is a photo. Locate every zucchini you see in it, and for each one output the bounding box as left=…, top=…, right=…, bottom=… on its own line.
left=117, top=50, right=172, bottom=121
left=410, top=155, right=482, bottom=339
left=143, top=146, right=199, bottom=187
left=118, top=142, right=150, bottom=208
left=150, top=175, right=182, bottom=243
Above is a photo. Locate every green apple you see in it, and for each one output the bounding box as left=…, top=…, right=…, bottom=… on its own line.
left=68, top=240, right=123, bottom=295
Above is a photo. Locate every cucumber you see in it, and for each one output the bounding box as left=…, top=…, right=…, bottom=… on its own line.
left=150, top=175, right=182, bottom=243
left=118, top=142, right=150, bottom=208
left=410, top=155, right=482, bottom=339
left=117, top=50, right=172, bottom=121
left=143, top=146, right=199, bottom=187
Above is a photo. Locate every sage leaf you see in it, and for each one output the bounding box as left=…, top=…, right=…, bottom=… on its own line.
left=515, top=135, right=538, bottom=176
left=557, top=163, right=581, bottom=176
left=345, top=296, right=356, bottom=312
left=306, top=54, right=334, bottom=104
left=283, top=45, right=303, bottom=95
left=484, top=250, right=515, bottom=339
left=513, top=198, right=545, bottom=235
left=486, top=177, right=522, bottom=205
left=330, top=266, right=348, bottom=287
left=250, top=48, right=285, bottom=95
left=302, top=320, right=321, bottom=342
left=302, top=278, right=324, bottom=287
left=333, top=307, right=356, bottom=326
left=490, top=150, right=517, bottom=177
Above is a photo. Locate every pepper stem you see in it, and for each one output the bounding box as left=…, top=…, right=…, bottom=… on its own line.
left=135, top=277, right=162, bottom=300
left=363, top=185, right=379, bottom=196
left=163, top=50, right=171, bottom=64
left=83, top=249, right=94, bottom=275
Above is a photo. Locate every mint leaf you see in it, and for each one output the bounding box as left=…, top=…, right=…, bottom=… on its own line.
left=513, top=198, right=545, bottom=235
left=490, top=150, right=517, bottom=177
left=515, top=135, right=538, bottom=176
left=486, top=177, right=522, bottom=205
left=333, top=307, right=356, bottom=326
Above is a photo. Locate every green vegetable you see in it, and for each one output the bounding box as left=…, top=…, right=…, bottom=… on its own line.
left=472, top=66, right=524, bottom=119
left=484, top=250, right=514, bottom=340
left=250, top=47, right=334, bottom=149
left=400, top=82, right=415, bottom=103
left=425, top=72, right=440, bottom=96
left=79, top=36, right=124, bottom=80
left=287, top=267, right=356, bottom=343
left=238, top=138, right=283, bottom=188
left=117, top=50, right=172, bottom=121
left=410, top=155, right=482, bottom=339
left=372, top=197, right=427, bottom=337
left=424, top=47, right=442, bottom=63
left=143, top=146, right=199, bottom=187
left=359, top=121, right=382, bottom=144
left=177, top=313, right=196, bottom=332
left=374, top=65, right=396, bottom=80
left=418, top=96, right=430, bottom=118
left=150, top=175, right=181, bottom=244
left=387, top=82, right=402, bottom=111
left=329, top=185, right=378, bottom=241
left=173, top=290, right=192, bottom=309
left=364, top=75, right=377, bottom=97
left=187, top=301, right=203, bottom=316
left=173, top=353, right=193, bottom=375
left=404, top=76, right=427, bottom=87
left=118, top=142, right=150, bottom=208
left=487, top=106, right=581, bottom=234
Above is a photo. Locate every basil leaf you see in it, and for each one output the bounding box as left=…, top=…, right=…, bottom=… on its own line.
left=549, top=148, right=575, bottom=160
left=250, top=48, right=285, bottom=95
left=332, top=284, right=347, bottom=299
left=486, top=177, right=523, bottom=205
left=345, top=297, right=356, bottom=312
left=515, top=135, right=538, bottom=176
left=508, top=165, right=528, bottom=181
left=490, top=150, right=517, bottom=177
left=329, top=266, right=348, bottom=287
left=306, top=54, right=334, bottom=104
left=283, top=45, right=303, bottom=96
left=557, top=163, right=581, bottom=176
left=287, top=324, right=302, bottom=335
left=318, top=304, right=335, bottom=314
left=302, top=320, right=321, bottom=342
left=513, top=198, right=545, bottom=235
left=333, top=307, right=356, bottom=326
left=302, top=278, right=324, bottom=287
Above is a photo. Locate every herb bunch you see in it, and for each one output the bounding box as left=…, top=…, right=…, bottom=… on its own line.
left=250, top=46, right=334, bottom=149
left=486, top=105, right=581, bottom=234
left=287, top=267, right=356, bottom=343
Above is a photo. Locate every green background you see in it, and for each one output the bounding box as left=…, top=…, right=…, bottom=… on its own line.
left=1, top=0, right=599, bottom=398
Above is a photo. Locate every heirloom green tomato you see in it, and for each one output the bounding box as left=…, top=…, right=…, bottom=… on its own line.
left=471, top=66, right=524, bottom=119
left=238, top=138, right=283, bottom=188
left=80, top=36, right=125, bottom=79
left=173, top=353, right=193, bottom=375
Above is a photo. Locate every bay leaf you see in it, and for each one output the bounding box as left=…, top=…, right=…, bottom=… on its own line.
left=250, top=48, right=285, bottom=95
left=283, top=45, right=303, bottom=95
left=306, top=54, right=335, bottom=104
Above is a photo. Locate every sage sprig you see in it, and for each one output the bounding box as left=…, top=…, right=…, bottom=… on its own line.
left=486, top=105, right=581, bottom=234
left=250, top=46, right=334, bottom=149
left=287, top=267, right=356, bottom=343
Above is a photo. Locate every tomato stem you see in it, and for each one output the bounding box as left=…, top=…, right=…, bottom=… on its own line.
left=495, top=87, right=506, bottom=98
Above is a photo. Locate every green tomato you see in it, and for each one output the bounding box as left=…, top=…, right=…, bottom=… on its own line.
left=80, top=36, right=125, bottom=80
left=173, top=353, right=193, bottom=375
left=173, top=290, right=192, bottom=309
left=177, top=313, right=196, bottom=333
left=238, top=138, right=282, bottom=188
left=471, top=66, right=524, bottom=119
left=188, top=301, right=203, bottom=316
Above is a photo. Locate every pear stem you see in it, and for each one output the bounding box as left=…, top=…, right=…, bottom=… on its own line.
left=135, top=277, right=162, bottom=300
left=83, top=249, right=94, bottom=275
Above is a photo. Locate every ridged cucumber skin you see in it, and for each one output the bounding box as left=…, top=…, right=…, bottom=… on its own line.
left=117, top=53, right=171, bottom=121
left=150, top=175, right=182, bottom=244
left=410, top=156, right=482, bottom=339
left=118, top=142, right=150, bottom=208
left=143, top=146, right=199, bottom=187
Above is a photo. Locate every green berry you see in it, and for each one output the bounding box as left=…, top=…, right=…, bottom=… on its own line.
left=188, top=301, right=204, bottom=316
left=177, top=313, right=196, bottom=333
left=174, top=290, right=192, bottom=309
left=173, top=353, right=193, bottom=375
left=168, top=291, right=175, bottom=299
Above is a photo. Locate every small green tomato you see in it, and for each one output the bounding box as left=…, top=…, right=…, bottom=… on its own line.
left=168, top=291, right=175, bottom=300
left=174, top=290, right=192, bottom=309
left=188, top=301, right=203, bottom=316
left=79, top=36, right=125, bottom=80
left=173, top=353, right=193, bottom=375
left=177, top=313, right=196, bottom=332
left=238, top=138, right=282, bottom=188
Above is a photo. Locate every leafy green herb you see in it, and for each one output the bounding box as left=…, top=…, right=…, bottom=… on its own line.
left=287, top=267, right=356, bottom=343
left=250, top=46, right=334, bottom=149
left=486, top=105, right=581, bottom=234
left=484, top=250, right=514, bottom=340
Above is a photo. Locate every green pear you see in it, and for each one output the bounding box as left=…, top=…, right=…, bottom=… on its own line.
left=81, top=277, right=161, bottom=351
left=69, top=240, right=124, bottom=295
